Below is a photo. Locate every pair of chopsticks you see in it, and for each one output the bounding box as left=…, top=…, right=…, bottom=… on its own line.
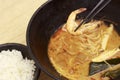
left=74, top=0, right=111, bottom=32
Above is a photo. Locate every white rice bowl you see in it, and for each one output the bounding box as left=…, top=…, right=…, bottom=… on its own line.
left=0, top=49, right=36, bottom=80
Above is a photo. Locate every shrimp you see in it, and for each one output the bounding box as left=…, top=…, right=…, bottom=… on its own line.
left=66, top=8, right=86, bottom=35
left=66, top=8, right=103, bottom=35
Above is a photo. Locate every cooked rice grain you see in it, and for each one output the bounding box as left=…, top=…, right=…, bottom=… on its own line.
left=0, top=49, right=36, bottom=80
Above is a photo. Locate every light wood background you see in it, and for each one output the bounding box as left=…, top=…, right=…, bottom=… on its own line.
left=0, top=0, right=53, bottom=80
left=0, top=0, right=47, bottom=44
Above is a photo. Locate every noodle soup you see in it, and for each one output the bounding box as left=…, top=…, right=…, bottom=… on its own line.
left=48, top=8, right=120, bottom=80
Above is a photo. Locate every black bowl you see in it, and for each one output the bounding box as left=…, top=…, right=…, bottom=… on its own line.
left=0, top=43, right=40, bottom=80
left=27, top=0, right=120, bottom=80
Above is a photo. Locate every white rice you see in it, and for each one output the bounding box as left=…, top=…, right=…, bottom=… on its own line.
left=0, top=49, right=36, bottom=80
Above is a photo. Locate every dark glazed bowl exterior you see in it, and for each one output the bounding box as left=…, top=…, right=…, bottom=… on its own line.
left=0, top=43, right=40, bottom=80
left=27, top=0, right=120, bottom=80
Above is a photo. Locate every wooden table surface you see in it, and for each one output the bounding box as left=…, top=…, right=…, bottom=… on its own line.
left=0, top=0, right=53, bottom=80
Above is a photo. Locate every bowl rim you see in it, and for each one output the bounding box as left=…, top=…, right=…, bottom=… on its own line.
left=0, top=43, right=40, bottom=80
left=0, top=43, right=26, bottom=49
left=26, top=0, right=58, bottom=80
